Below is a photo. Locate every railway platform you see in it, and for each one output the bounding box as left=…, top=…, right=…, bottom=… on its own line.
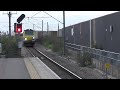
left=0, top=57, right=60, bottom=79
left=24, top=57, right=61, bottom=79
left=0, top=58, right=30, bottom=79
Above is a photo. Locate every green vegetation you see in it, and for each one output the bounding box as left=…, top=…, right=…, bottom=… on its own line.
left=41, top=36, right=93, bottom=67
left=42, top=36, right=64, bottom=54
left=0, top=35, right=20, bottom=58
left=77, top=52, right=92, bottom=67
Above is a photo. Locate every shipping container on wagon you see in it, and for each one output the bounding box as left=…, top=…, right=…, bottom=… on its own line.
left=48, top=31, right=57, bottom=38
left=34, top=31, right=38, bottom=40
left=36, top=31, right=47, bottom=39
left=57, top=29, right=62, bottom=37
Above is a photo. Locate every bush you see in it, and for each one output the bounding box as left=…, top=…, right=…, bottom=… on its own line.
left=42, top=36, right=64, bottom=53
left=48, top=44, right=52, bottom=49
left=77, top=52, right=92, bottom=67
left=0, top=35, right=19, bottom=57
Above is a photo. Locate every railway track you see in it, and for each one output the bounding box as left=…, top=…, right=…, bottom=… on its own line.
left=26, top=47, right=82, bottom=79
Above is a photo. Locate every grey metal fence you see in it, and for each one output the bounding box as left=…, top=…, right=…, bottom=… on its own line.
left=65, top=42, right=120, bottom=78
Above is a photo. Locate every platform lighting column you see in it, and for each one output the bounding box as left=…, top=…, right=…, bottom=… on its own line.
left=63, top=11, right=65, bottom=56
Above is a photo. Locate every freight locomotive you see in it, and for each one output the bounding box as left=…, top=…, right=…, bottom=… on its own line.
left=23, top=29, right=36, bottom=47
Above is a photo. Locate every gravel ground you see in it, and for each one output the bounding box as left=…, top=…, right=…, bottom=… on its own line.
left=21, top=47, right=33, bottom=57
left=34, top=43, right=113, bottom=79
left=21, top=43, right=115, bottom=79
left=28, top=48, right=77, bottom=79
left=22, top=47, right=77, bottom=79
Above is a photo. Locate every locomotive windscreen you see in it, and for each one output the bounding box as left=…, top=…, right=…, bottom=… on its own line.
left=25, top=30, right=34, bottom=35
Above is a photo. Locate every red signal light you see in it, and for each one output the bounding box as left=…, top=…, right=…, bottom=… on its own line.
left=16, top=23, right=22, bottom=33
left=17, top=27, right=22, bottom=32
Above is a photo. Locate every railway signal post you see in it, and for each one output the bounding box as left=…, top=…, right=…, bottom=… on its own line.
left=14, top=14, right=25, bottom=56
left=14, top=23, right=23, bottom=56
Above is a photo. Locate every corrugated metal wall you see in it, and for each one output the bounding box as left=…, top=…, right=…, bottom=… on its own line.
left=80, top=21, right=90, bottom=47
left=64, top=21, right=90, bottom=47
left=60, top=12, right=120, bottom=53
left=94, top=12, right=120, bottom=53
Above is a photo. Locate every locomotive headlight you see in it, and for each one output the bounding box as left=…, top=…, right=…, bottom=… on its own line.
left=33, top=37, right=35, bottom=39
left=25, top=38, right=27, bottom=40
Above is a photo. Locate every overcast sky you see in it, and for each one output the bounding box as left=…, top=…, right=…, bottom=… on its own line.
left=0, top=11, right=118, bottom=34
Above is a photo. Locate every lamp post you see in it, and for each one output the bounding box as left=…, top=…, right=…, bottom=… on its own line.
left=63, top=11, right=65, bottom=56
left=8, top=12, right=11, bottom=36
left=42, top=20, right=43, bottom=38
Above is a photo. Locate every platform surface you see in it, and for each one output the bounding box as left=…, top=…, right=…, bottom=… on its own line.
left=0, top=57, right=60, bottom=79
left=24, top=57, right=61, bottom=79
left=0, top=58, right=30, bottom=79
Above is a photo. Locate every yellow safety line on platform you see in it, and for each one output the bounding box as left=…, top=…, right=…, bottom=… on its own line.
left=24, top=58, right=41, bottom=79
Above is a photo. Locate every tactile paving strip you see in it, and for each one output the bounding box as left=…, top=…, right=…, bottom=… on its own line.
left=24, top=58, right=41, bottom=79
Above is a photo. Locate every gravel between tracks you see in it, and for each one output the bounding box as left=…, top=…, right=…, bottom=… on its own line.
left=28, top=48, right=74, bottom=79
left=22, top=43, right=115, bottom=79
left=34, top=43, right=107, bottom=79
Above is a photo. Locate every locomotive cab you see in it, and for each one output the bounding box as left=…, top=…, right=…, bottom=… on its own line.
left=23, top=29, right=36, bottom=47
